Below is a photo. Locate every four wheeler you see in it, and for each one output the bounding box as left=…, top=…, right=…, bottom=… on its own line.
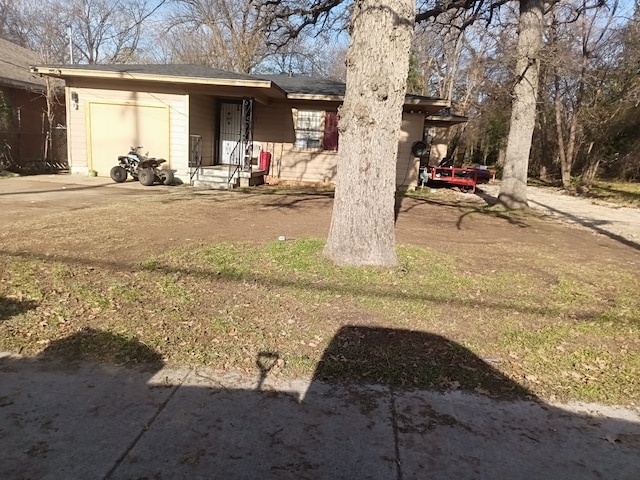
left=137, top=157, right=174, bottom=186
left=110, top=146, right=173, bottom=186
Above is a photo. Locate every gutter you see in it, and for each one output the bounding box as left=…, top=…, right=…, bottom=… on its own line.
left=30, top=66, right=280, bottom=92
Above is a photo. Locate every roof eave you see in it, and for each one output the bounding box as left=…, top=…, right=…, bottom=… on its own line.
left=286, top=94, right=344, bottom=102
left=404, top=99, right=450, bottom=108
left=30, top=66, right=274, bottom=89
left=286, top=94, right=450, bottom=110
left=425, top=114, right=468, bottom=125
left=0, top=78, right=46, bottom=91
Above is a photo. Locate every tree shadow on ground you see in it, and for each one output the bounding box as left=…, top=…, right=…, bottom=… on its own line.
left=0, top=182, right=131, bottom=197
left=0, top=248, right=609, bottom=321
left=257, top=192, right=335, bottom=210
left=588, top=183, right=640, bottom=206
left=528, top=199, right=640, bottom=251
left=1, top=327, right=639, bottom=479
left=0, top=295, right=38, bottom=322
left=395, top=190, right=533, bottom=231
left=476, top=186, right=640, bottom=251
left=475, top=186, right=500, bottom=206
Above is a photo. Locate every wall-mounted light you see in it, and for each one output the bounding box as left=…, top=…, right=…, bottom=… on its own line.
left=71, top=91, right=79, bottom=110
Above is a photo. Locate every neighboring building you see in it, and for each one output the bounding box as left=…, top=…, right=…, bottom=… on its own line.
left=0, top=38, right=66, bottom=172
left=31, top=64, right=454, bottom=188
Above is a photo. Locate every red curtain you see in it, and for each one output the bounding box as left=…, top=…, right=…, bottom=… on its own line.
left=323, top=111, right=339, bottom=151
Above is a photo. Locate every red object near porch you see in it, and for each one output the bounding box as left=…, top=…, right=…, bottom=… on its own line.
left=259, top=151, right=272, bottom=172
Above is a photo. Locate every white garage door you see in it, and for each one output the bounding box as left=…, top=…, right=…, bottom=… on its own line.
left=88, top=102, right=170, bottom=177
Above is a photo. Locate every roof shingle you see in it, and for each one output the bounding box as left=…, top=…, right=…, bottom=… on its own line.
left=0, top=38, right=47, bottom=90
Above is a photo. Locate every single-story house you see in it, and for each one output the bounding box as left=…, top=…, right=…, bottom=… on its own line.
left=1, top=38, right=66, bottom=172
left=30, top=64, right=456, bottom=188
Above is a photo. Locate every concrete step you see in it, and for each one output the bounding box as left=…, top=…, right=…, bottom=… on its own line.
left=190, top=166, right=239, bottom=189
left=190, top=166, right=266, bottom=189
left=192, top=180, right=235, bottom=190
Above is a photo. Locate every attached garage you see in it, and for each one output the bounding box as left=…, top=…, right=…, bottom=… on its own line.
left=87, top=102, right=170, bottom=177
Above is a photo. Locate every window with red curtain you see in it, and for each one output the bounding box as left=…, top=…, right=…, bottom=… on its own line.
left=323, top=111, right=339, bottom=151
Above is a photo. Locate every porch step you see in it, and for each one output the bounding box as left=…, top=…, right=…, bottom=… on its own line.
left=192, top=180, right=234, bottom=190
left=190, top=166, right=266, bottom=190
left=191, top=166, right=239, bottom=190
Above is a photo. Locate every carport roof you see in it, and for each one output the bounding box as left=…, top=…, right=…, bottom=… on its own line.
left=426, top=109, right=468, bottom=126
left=258, top=74, right=346, bottom=101
left=259, top=73, right=448, bottom=111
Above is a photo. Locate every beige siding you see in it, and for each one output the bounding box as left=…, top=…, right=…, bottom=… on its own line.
left=274, top=146, right=340, bottom=183
left=255, top=102, right=424, bottom=187
left=66, top=85, right=88, bottom=172
left=65, top=81, right=189, bottom=180
left=189, top=95, right=215, bottom=166
left=397, top=112, right=425, bottom=188
left=254, top=101, right=336, bottom=182
left=88, top=103, right=170, bottom=177
left=429, top=127, right=449, bottom=165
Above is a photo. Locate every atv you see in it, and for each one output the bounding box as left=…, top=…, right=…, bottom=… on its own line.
left=110, top=146, right=174, bottom=186
left=136, top=157, right=174, bottom=186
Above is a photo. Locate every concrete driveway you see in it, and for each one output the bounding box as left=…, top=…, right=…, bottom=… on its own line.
left=0, top=174, right=173, bottom=227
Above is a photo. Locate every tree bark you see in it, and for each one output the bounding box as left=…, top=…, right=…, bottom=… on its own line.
left=498, top=0, right=544, bottom=210
left=323, top=0, right=415, bottom=266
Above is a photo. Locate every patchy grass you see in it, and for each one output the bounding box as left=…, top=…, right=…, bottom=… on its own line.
left=238, top=184, right=335, bottom=196
left=588, top=181, right=640, bottom=208
left=1, top=236, right=639, bottom=406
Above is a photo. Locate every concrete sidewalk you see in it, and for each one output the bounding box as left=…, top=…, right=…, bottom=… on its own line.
left=1, top=355, right=639, bottom=480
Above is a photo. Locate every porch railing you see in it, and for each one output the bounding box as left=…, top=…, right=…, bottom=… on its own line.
left=227, top=97, right=254, bottom=187
left=189, top=134, right=203, bottom=184
left=227, top=139, right=242, bottom=186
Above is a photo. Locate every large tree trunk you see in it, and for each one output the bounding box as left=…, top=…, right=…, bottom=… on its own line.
left=498, top=0, right=544, bottom=209
left=323, top=0, right=415, bottom=266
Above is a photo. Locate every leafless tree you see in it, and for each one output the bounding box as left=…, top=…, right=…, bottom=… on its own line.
left=255, top=32, right=347, bottom=77
left=67, top=0, right=166, bottom=64
left=162, top=0, right=281, bottom=73
left=0, top=0, right=165, bottom=63
left=545, top=0, right=623, bottom=190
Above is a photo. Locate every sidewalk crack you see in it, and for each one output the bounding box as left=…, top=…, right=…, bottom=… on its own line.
left=103, top=369, right=191, bottom=480
left=390, top=387, right=403, bottom=480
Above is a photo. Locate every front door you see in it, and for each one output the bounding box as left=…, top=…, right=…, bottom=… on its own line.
left=219, top=103, right=243, bottom=165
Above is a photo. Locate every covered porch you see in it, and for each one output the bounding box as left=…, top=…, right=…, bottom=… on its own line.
left=188, top=96, right=271, bottom=189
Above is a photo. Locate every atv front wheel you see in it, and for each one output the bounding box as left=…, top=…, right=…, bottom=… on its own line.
left=138, top=168, right=156, bottom=186
left=110, top=165, right=127, bottom=183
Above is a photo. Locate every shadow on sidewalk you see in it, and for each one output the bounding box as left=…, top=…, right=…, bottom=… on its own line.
left=1, top=327, right=639, bottom=479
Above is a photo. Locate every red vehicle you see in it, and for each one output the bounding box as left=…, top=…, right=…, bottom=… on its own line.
left=420, top=158, right=495, bottom=193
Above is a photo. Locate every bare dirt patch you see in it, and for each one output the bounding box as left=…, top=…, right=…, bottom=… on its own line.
left=1, top=180, right=637, bottom=269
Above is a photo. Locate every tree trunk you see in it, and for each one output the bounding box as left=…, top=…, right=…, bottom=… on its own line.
left=553, top=76, right=572, bottom=189
left=498, top=0, right=544, bottom=210
left=323, top=0, right=415, bottom=267
left=580, top=141, right=599, bottom=190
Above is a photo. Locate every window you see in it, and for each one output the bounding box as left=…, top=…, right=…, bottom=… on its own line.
left=294, top=110, right=339, bottom=151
